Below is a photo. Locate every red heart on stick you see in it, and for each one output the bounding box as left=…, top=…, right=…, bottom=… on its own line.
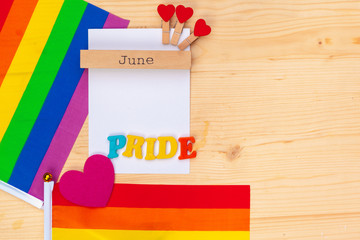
left=194, top=19, right=211, bottom=37
left=59, top=154, right=114, bottom=207
left=176, top=5, right=193, bottom=23
left=157, top=4, right=175, bottom=22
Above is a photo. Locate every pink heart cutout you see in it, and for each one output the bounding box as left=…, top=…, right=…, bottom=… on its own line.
left=59, top=154, right=114, bottom=207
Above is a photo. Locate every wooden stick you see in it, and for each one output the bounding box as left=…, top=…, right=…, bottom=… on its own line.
left=162, top=21, right=170, bottom=44
left=178, top=33, right=198, bottom=50
left=171, top=22, right=184, bottom=46
left=81, top=50, right=191, bottom=69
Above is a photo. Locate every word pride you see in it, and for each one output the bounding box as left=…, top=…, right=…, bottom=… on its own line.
left=107, top=135, right=197, bottom=160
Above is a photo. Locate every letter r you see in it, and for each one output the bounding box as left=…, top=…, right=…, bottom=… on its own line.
left=107, top=135, right=127, bottom=159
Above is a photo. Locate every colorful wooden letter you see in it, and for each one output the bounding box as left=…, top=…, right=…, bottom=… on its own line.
left=157, top=136, right=178, bottom=159
left=178, top=137, right=197, bottom=160
left=145, top=138, right=157, bottom=160
left=107, top=135, right=126, bottom=159
left=122, top=135, right=145, bottom=159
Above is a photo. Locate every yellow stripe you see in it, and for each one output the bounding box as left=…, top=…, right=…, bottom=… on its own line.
left=0, top=0, right=64, bottom=141
left=53, top=228, right=250, bottom=240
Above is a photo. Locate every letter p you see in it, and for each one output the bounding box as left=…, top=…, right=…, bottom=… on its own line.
left=107, top=135, right=127, bottom=159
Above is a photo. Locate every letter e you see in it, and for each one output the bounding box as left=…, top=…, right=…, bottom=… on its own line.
left=178, top=137, right=197, bottom=160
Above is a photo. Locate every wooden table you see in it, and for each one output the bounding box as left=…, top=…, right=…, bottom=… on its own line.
left=1, top=0, right=360, bottom=239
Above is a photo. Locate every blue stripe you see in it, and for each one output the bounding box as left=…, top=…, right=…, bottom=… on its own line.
left=8, top=3, right=109, bottom=192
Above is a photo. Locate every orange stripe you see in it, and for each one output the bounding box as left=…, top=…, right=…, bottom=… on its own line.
left=0, top=0, right=38, bottom=87
left=53, top=206, right=250, bottom=231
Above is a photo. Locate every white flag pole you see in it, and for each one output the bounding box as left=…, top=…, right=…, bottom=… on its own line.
left=43, top=173, right=54, bottom=240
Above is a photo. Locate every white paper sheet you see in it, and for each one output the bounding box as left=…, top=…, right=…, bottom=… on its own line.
left=88, top=29, right=190, bottom=174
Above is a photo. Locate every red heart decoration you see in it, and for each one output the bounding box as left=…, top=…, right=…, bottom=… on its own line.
left=157, top=4, right=175, bottom=22
left=59, top=154, right=114, bottom=207
left=194, top=19, right=211, bottom=37
left=176, top=5, right=193, bottom=23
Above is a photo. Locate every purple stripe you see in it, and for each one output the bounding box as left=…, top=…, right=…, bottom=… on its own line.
left=27, top=70, right=88, bottom=200
left=103, top=14, right=129, bottom=28
left=28, top=16, right=129, bottom=200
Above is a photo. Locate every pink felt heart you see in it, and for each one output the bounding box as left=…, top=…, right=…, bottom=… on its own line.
left=157, top=4, right=175, bottom=22
left=176, top=5, right=193, bottom=23
left=59, top=154, right=114, bottom=207
left=194, top=19, right=211, bottom=37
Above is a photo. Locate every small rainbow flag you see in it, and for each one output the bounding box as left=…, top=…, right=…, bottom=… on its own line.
left=0, top=0, right=129, bottom=207
left=52, top=183, right=251, bottom=240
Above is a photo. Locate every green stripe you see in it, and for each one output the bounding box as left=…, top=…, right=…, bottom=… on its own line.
left=0, top=0, right=87, bottom=181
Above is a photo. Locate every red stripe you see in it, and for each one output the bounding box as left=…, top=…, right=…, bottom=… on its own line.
left=53, top=183, right=250, bottom=209
left=0, top=0, right=14, bottom=31
left=0, top=0, right=38, bottom=87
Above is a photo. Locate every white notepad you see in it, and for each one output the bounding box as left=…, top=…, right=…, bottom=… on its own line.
left=88, top=29, right=190, bottom=174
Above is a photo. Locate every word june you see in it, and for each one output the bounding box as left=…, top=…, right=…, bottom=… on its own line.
left=107, top=135, right=197, bottom=160
left=119, top=55, right=154, bottom=65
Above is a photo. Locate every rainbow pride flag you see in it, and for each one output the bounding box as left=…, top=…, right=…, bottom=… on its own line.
left=0, top=0, right=129, bottom=207
left=53, top=183, right=250, bottom=240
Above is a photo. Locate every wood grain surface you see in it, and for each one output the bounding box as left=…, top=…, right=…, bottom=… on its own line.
left=1, top=0, right=360, bottom=239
